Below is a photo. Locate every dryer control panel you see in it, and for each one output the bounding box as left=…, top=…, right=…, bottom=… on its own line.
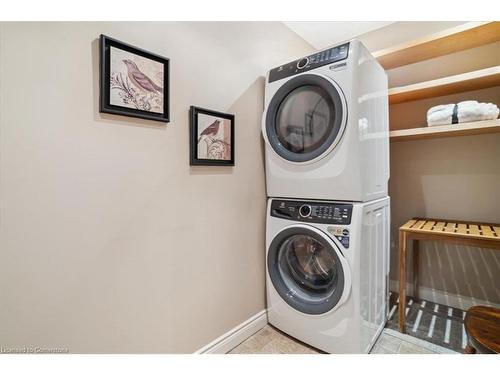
left=270, top=199, right=352, bottom=225
left=268, top=42, right=349, bottom=83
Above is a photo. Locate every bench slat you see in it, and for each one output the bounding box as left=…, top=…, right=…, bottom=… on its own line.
left=399, top=218, right=500, bottom=246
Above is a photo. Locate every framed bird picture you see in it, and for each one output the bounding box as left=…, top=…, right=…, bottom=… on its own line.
left=99, top=34, right=169, bottom=123
left=190, top=106, right=235, bottom=166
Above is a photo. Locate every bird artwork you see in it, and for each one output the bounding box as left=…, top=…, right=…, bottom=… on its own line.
left=109, top=51, right=164, bottom=114
left=190, top=107, right=234, bottom=165
left=122, top=59, right=163, bottom=94
left=198, top=119, right=221, bottom=143
left=197, top=118, right=231, bottom=160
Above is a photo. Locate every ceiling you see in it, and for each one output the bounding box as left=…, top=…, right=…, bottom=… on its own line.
left=283, top=22, right=394, bottom=50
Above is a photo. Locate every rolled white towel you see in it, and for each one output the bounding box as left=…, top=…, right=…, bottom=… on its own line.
left=427, top=104, right=453, bottom=116
left=427, top=101, right=499, bottom=126
left=427, top=104, right=455, bottom=126
left=483, top=103, right=500, bottom=120
left=458, top=101, right=499, bottom=123
left=457, top=100, right=478, bottom=108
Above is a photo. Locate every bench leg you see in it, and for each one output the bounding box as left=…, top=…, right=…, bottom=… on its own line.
left=399, top=231, right=407, bottom=333
left=464, top=344, right=476, bottom=354
left=413, top=239, right=419, bottom=300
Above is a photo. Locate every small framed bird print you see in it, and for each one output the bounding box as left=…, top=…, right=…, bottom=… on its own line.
left=99, top=34, right=169, bottom=123
left=190, top=106, right=235, bottom=166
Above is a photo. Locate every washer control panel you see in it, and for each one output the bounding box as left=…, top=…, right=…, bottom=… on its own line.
left=270, top=199, right=352, bottom=225
left=268, top=42, right=349, bottom=83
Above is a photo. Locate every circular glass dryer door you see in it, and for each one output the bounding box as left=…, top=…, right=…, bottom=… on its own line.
left=265, top=74, right=346, bottom=163
left=267, top=225, right=347, bottom=315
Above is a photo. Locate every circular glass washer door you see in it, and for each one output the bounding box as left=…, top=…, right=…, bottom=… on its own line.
left=267, top=225, right=350, bottom=315
left=265, top=74, right=346, bottom=163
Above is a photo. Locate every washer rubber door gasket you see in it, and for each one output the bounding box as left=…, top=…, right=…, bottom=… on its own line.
left=267, top=226, right=346, bottom=315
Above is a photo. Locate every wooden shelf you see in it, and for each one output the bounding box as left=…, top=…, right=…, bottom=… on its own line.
left=374, top=22, right=500, bottom=70
left=389, top=119, right=500, bottom=142
left=388, top=66, right=500, bottom=105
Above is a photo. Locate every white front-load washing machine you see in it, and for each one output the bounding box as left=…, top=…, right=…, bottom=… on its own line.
left=266, top=197, right=390, bottom=353
left=262, top=40, right=389, bottom=202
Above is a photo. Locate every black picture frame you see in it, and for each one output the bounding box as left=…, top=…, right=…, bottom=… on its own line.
left=99, top=34, right=170, bottom=123
left=190, top=106, right=235, bottom=166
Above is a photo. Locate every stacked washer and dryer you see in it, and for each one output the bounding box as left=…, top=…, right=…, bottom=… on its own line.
left=262, top=40, right=390, bottom=353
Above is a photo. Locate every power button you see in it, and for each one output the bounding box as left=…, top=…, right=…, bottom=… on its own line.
left=297, top=57, right=309, bottom=69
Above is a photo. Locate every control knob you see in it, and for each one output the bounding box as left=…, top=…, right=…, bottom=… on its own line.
left=297, top=57, right=309, bottom=69
left=299, top=205, right=312, bottom=218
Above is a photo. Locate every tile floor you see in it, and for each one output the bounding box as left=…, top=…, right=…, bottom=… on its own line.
left=386, top=292, right=467, bottom=353
left=229, top=325, right=321, bottom=354
left=229, top=324, right=458, bottom=354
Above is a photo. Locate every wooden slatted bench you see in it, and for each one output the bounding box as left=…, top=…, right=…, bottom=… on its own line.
left=398, top=218, right=500, bottom=333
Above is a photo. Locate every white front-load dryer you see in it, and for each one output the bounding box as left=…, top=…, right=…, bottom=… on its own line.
left=262, top=40, right=389, bottom=202
left=266, top=197, right=390, bottom=353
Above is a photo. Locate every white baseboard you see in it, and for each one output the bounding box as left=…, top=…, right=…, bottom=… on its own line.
left=195, top=310, right=268, bottom=354
left=389, top=280, right=500, bottom=310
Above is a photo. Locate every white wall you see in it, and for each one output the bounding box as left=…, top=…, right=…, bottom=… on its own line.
left=0, top=22, right=313, bottom=353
